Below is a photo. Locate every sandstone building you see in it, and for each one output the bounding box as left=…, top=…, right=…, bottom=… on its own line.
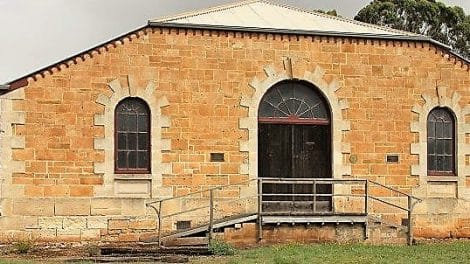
left=0, top=0, right=469, bottom=245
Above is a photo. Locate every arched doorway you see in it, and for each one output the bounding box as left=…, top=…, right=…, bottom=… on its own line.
left=258, top=80, right=332, bottom=214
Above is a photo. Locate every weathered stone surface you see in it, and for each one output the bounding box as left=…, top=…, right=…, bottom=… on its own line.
left=427, top=182, right=457, bottom=198
left=63, top=217, right=87, bottom=230
left=121, top=199, right=146, bottom=216
left=12, top=199, right=54, bottom=216
left=31, top=228, right=57, bottom=242
left=0, top=216, right=38, bottom=230
left=129, top=218, right=156, bottom=230
left=56, top=229, right=81, bottom=242
left=55, top=199, right=90, bottom=216
left=223, top=223, right=365, bottom=247
left=108, top=219, right=130, bottom=230
left=80, top=229, right=101, bottom=241
left=91, top=198, right=122, bottom=216
left=87, top=217, right=109, bottom=229
left=38, top=217, right=63, bottom=229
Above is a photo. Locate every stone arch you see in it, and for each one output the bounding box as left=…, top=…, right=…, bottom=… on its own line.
left=239, top=63, right=351, bottom=183
left=94, top=76, right=172, bottom=198
left=410, top=87, right=470, bottom=198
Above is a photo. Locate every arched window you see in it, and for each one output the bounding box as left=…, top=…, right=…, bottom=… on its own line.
left=115, top=98, right=151, bottom=173
left=427, top=108, right=455, bottom=175
left=258, top=80, right=330, bottom=124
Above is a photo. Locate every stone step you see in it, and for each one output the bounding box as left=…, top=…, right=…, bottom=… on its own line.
left=100, top=246, right=210, bottom=256
left=67, top=255, right=190, bottom=263
left=163, top=237, right=209, bottom=247
left=367, top=218, right=409, bottom=244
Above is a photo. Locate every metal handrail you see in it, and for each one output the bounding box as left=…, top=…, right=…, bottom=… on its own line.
left=365, top=180, right=422, bottom=245
left=145, top=177, right=422, bottom=246
left=369, top=196, right=409, bottom=212
left=145, top=178, right=256, bottom=206
left=260, top=177, right=367, bottom=183
left=368, top=180, right=422, bottom=201
left=145, top=179, right=258, bottom=245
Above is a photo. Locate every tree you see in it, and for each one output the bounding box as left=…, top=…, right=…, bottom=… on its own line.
left=315, top=9, right=339, bottom=17
left=354, top=0, right=470, bottom=58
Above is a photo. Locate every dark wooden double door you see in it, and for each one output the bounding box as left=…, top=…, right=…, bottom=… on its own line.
left=259, top=123, right=332, bottom=214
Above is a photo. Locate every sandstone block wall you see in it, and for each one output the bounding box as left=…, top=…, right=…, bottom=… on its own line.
left=0, top=26, right=469, bottom=242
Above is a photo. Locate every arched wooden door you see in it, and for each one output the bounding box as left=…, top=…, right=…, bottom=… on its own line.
left=258, top=80, right=332, bottom=214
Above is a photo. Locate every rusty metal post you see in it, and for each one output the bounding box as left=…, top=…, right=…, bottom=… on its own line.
left=408, top=196, right=413, bottom=246
left=258, top=179, right=263, bottom=241
left=364, top=180, right=369, bottom=240
left=209, top=189, right=214, bottom=242
left=313, top=179, right=317, bottom=214
left=365, top=180, right=369, bottom=215
left=158, top=201, right=163, bottom=246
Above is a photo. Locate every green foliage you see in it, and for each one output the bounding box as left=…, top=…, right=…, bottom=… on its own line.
left=0, top=260, right=37, bottom=264
left=208, top=239, right=236, bottom=256
left=215, top=242, right=470, bottom=264
left=355, top=0, right=470, bottom=59
left=13, top=240, right=34, bottom=255
left=84, top=244, right=101, bottom=257
left=314, top=9, right=339, bottom=17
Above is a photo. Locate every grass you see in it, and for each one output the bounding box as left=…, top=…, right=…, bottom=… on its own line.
left=0, top=261, right=92, bottom=264
left=194, top=241, right=470, bottom=264
left=2, top=241, right=470, bottom=264
left=0, top=261, right=38, bottom=264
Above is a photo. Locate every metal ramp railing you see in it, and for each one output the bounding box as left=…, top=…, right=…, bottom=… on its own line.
left=146, top=177, right=422, bottom=246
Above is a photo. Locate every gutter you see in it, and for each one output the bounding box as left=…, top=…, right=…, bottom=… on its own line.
left=0, top=84, right=10, bottom=90
left=428, top=39, right=470, bottom=64
left=149, top=22, right=470, bottom=65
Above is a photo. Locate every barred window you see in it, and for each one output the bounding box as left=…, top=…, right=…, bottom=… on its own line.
left=115, top=98, right=150, bottom=173
left=427, top=108, right=455, bottom=175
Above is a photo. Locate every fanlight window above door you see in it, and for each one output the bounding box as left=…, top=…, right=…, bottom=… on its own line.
left=259, top=81, right=330, bottom=124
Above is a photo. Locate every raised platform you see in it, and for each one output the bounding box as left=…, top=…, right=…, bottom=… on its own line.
left=262, top=215, right=367, bottom=224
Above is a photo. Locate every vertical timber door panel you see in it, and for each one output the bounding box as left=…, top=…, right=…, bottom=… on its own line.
left=259, top=124, right=292, bottom=202
left=292, top=125, right=331, bottom=210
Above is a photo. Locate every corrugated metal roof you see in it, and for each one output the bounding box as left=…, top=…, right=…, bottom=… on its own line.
left=149, top=0, right=421, bottom=38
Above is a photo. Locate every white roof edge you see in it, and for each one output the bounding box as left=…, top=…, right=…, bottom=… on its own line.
left=149, top=21, right=425, bottom=39
left=265, top=1, right=421, bottom=37
left=149, top=0, right=422, bottom=38
left=151, top=0, right=260, bottom=23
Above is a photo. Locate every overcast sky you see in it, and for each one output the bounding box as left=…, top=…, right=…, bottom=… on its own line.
left=0, top=0, right=469, bottom=84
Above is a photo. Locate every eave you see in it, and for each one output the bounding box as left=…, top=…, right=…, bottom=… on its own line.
left=1, top=22, right=469, bottom=95
left=150, top=21, right=470, bottom=65
left=0, top=25, right=148, bottom=95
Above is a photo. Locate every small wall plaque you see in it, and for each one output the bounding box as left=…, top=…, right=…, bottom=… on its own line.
left=386, top=154, right=399, bottom=163
left=210, top=153, right=225, bottom=162
left=349, top=155, right=358, bottom=164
